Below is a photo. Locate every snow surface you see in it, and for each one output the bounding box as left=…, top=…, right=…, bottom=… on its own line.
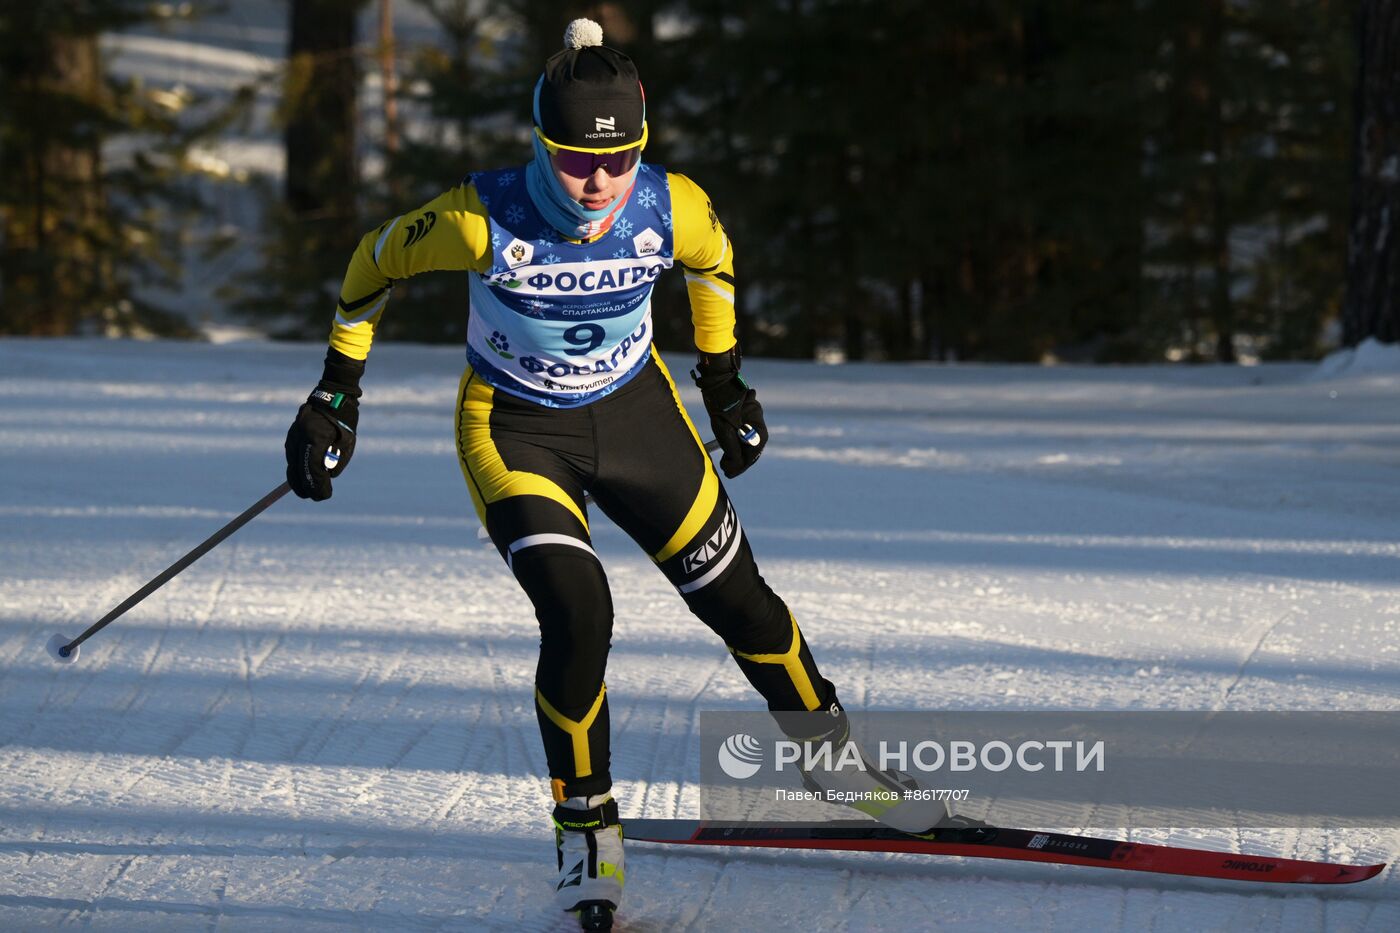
left=2, top=338, right=1399, bottom=931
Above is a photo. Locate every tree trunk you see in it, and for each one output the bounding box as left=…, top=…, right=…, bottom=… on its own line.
left=285, top=0, right=360, bottom=221
left=1342, top=0, right=1400, bottom=346
left=842, top=305, right=865, bottom=362
left=1205, top=0, right=1236, bottom=362
left=378, top=0, right=400, bottom=198
left=0, top=20, right=104, bottom=335
left=920, top=271, right=944, bottom=360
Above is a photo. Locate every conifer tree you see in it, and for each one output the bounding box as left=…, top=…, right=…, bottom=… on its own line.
left=236, top=0, right=370, bottom=338
left=1343, top=0, right=1400, bottom=345
left=0, top=2, right=222, bottom=337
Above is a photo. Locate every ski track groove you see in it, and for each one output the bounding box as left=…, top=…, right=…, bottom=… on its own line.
left=384, top=717, right=431, bottom=772
left=233, top=629, right=283, bottom=759
left=479, top=634, right=514, bottom=772
left=333, top=654, right=406, bottom=770
left=673, top=705, right=700, bottom=818
left=636, top=650, right=724, bottom=820
left=835, top=869, right=854, bottom=932
left=45, top=751, right=110, bottom=824
left=437, top=644, right=484, bottom=826
left=205, top=864, right=229, bottom=933
left=843, top=883, right=871, bottom=931
left=1139, top=889, right=1159, bottom=933
left=644, top=668, right=678, bottom=827
left=432, top=779, right=472, bottom=825
left=861, top=626, right=875, bottom=713
left=1216, top=611, right=1287, bottom=710
left=470, top=877, right=511, bottom=933
left=437, top=759, right=475, bottom=826
left=118, top=621, right=170, bottom=713
left=65, top=850, right=139, bottom=928
left=216, top=757, right=235, bottom=812
left=440, top=634, right=510, bottom=828
left=19, top=819, right=48, bottom=871
left=59, top=576, right=143, bottom=711
left=491, top=635, right=549, bottom=785
left=1107, top=854, right=1129, bottom=932
left=288, top=666, right=375, bottom=765
left=664, top=650, right=729, bottom=816
left=247, top=630, right=284, bottom=677
left=8, top=572, right=142, bottom=750
left=192, top=548, right=233, bottom=639
left=156, top=667, right=237, bottom=757
left=679, top=858, right=730, bottom=933
left=103, top=542, right=240, bottom=803
left=238, top=628, right=255, bottom=755
left=340, top=665, right=431, bottom=825
left=282, top=570, right=323, bottom=822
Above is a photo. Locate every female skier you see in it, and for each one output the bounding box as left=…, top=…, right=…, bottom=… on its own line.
left=283, top=19, right=943, bottom=930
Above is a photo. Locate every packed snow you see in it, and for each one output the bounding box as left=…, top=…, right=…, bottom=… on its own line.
left=2, top=337, right=1399, bottom=931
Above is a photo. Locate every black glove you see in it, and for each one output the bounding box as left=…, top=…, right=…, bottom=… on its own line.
left=284, top=349, right=363, bottom=501
left=692, top=346, right=767, bottom=478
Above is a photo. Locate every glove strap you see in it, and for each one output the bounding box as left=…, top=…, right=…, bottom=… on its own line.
left=696, top=345, right=742, bottom=374
left=310, top=386, right=354, bottom=411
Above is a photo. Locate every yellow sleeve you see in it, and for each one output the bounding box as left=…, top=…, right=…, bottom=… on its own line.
left=668, top=172, right=737, bottom=355
left=329, top=182, right=494, bottom=360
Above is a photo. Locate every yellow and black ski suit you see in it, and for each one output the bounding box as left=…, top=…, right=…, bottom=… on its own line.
left=327, top=164, right=839, bottom=800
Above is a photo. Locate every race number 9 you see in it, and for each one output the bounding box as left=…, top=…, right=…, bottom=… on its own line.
left=563, top=323, right=605, bottom=356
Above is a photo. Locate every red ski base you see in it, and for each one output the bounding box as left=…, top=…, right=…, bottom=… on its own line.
left=624, top=820, right=1384, bottom=885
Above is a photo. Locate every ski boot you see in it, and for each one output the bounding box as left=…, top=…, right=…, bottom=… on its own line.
left=795, top=714, right=965, bottom=836
left=798, top=746, right=951, bottom=833
left=801, top=750, right=997, bottom=842
left=553, top=794, right=624, bottom=931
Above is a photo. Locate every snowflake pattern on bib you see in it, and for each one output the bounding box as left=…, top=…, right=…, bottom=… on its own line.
left=464, top=163, right=676, bottom=407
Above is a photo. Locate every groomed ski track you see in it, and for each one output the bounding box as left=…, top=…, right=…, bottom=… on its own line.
left=1, top=338, right=1397, bottom=931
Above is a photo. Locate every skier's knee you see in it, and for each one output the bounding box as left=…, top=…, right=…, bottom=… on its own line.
left=512, top=550, right=614, bottom=646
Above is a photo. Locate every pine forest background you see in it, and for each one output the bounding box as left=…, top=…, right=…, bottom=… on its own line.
left=3, top=0, right=1399, bottom=364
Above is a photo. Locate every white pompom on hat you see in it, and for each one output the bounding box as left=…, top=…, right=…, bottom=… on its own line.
left=564, top=18, right=605, bottom=50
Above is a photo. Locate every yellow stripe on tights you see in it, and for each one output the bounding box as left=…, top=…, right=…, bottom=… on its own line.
left=454, top=368, right=589, bottom=531
left=535, top=684, right=607, bottom=778
left=731, top=612, right=822, bottom=711
left=650, top=352, right=719, bottom=563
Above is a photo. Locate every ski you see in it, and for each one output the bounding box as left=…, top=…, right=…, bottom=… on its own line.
left=624, top=820, right=1385, bottom=885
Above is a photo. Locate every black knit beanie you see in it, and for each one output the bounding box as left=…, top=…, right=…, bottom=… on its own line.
left=534, top=18, right=646, bottom=148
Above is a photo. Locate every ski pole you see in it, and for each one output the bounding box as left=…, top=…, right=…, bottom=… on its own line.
left=46, top=481, right=293, bottom=664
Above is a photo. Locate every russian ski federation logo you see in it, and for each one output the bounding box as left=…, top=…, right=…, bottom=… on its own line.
left=632, top=227, right=663, bottom=257
left=718, top=733, right=764, bottom=780
left=503, top=237, right=534, bottom=269
left=1028, top=834, right=1050, bottom=850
